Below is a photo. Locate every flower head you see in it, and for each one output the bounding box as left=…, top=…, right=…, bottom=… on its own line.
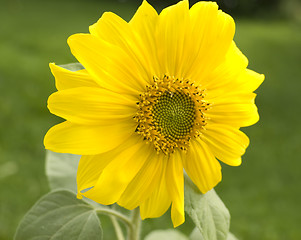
left=44, top=0, right=264, bottom=227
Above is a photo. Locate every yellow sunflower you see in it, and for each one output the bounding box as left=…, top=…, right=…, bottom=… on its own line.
left=44, top=0, right=264, bottom=227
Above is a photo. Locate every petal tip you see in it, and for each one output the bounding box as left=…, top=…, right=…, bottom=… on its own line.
left=67, top=33, right=89, bottom=48
left=171, top=209, right=185, bottom=228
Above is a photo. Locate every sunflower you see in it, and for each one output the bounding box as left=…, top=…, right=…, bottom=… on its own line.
left=44, top=0, right=264, bottom=227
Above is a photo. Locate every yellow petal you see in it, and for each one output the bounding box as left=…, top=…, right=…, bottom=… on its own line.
left=49, top=63, right=99, bottom=90
left=188, top=2, right=235, bottom=83
left=89, top=10, right=156, bottom=84
left=117, top=152, right=163, bottom=210
left=77, top=137, right=139, bottom=197
left=140, top=158, right=171, bottom=219
left=200, top=124, right=249, bottom=166
left=77, top=155, right=112, bottom=194
left=156, top=0, right=190, bottom=77
left=183, top=139, right=221, bottom=194
left=204, top=42, right=248, bottom=97
left=67, top=34, right=147, bottom=95
left=44, top=120, right=135, bottom=155
left=235, top=69, right=265, bottom=93
left=205, top=93, right=259, bottom=127
left=129, top=0, right=160, bottom=76
left=166, top=151, right=185, bottom=227
left=47, top=87, right=136, bottom=125
left=204, top=42, right=264, bottom=97
left=82, top=137, right=152, bottom=205
left=130, top=0, right=158, bottom=30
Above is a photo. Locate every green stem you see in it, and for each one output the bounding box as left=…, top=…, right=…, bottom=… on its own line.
left=127, top=208, right=141, bottom=240
left=109, top=215, right=125, bottom=240
left=95, top=208, right=132, bottom=229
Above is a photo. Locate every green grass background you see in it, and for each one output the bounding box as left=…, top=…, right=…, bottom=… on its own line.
left=0, top=0, right=300, bottom=239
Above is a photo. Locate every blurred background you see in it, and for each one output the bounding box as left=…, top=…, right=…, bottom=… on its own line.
left=0, top=0, right=300, bottom=239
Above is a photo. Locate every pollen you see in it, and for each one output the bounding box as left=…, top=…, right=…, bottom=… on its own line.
left=134, top=76, right=209, bottom=154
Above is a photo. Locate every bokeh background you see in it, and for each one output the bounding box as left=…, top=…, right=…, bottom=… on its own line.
left=0, top=0, right=300, bottom=239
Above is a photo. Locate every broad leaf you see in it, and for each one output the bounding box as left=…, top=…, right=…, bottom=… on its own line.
left=227, top=232, right=239, bottom=240
left=184, top=176, right=230, bottom=240
left=45, top=150, right=80, bottom=192
left=14, top=190, right=102, bottom=240
left=145, top=229, right=189, bottom=240
left=190, top=227, right=204, bottom=240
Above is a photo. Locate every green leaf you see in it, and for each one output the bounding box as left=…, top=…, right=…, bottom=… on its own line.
left=59, top=62, right=84, bottom=71
left=145, top=229, right=189, bottom=240
left=184, top=176, right=230, bottom=240
left=46, top=150, right=80, bottom=192
left=14, top=190, right=102, bottom=240
left=227, top=232, right=239, bottom=240
left=189, top=227, right=204, bottom=240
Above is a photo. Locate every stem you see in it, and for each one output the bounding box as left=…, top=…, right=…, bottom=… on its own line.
left=127, top=208, right=141, bottom=240
left=109, top=215, right=125, bottom=240
left=96, top=208, right=132, bottom=228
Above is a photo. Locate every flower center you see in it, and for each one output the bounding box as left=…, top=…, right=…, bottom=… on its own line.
left=134, top=76, right=208, bottom=154
left=152, top=91, right=195, bottom=141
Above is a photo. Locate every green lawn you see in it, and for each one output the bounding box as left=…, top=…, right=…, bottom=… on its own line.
left=0, top=0, right=300, bottom=239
